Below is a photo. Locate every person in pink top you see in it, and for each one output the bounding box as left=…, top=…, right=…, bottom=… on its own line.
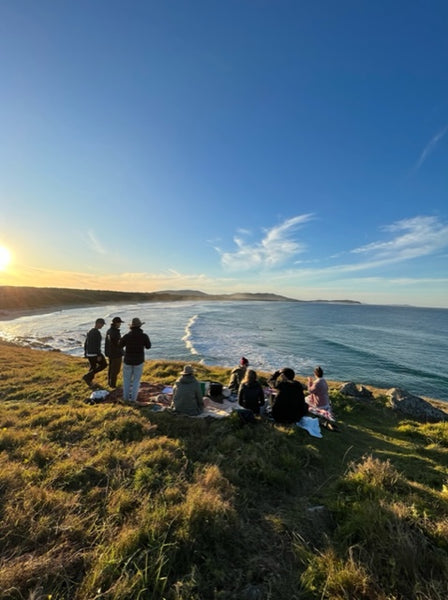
left=306, top=366, right=331, bottom=410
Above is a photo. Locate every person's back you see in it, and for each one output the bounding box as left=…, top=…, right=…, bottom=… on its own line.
left=118, top=317, right=151, bottom=403
left=172, top=365, right=204, bottom=416
left=238, top=369, right=264, bottom=414
left=120, top=326, right=151, bottom=365
left=268, top=368, right=307, bottom=423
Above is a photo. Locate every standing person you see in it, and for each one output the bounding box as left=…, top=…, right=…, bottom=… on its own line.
left=171, top=365, right=204, bottom=416
left=83, top=318, right=107, bottom=386
left=105, top=316, right=124, bottom=388
left=238, top=369, right=265, bottom=415
left=268, top=368, right=308, bottom=423
left=119, top=317, right=151, bottom=404
left=306, top=366, right=331, bottom=410
left=228, top=356, right=249, bottom=393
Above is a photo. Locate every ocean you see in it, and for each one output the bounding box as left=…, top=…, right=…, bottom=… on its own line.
left=1, top=301, right=447, bottom=402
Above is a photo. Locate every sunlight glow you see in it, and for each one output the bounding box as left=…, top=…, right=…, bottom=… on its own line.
left=0, top=246, right=12, bottom=270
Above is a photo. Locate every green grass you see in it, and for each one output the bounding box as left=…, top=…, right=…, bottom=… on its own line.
left=0, top=340, right=447, bottom=599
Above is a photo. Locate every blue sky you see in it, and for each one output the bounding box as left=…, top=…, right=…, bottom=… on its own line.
left=0, top=0, right=447, bottom=307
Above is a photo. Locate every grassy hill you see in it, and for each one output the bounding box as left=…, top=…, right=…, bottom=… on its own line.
left=0, top=286, right=299, bottom=316
left=0, top=341, right=447, bottom=599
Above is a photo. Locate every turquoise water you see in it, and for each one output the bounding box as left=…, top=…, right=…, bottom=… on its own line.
left=1, top=301, right=447, bottom=401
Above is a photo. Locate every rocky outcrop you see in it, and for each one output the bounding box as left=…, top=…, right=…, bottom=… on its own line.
left=339, top=382, right=374, bottom=400
left=387, top=388, right=448, bottom=423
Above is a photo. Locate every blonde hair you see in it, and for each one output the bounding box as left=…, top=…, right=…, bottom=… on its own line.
left=242, top=369, right=257, bottom=385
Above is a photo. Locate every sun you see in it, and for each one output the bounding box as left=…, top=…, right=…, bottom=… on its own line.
left=0, top=246, right=11, bottom=270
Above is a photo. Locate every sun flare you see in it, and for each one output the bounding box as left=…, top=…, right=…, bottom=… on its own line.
left=0, top=246, right=12, bottom=270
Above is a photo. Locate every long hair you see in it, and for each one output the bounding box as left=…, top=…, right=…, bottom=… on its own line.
left=242, top=369, right=257, bottom=385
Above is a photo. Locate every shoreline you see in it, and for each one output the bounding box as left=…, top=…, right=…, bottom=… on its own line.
left=1, top=305, right=447, bottom=410
left=0, top=303, right=120, bottom=322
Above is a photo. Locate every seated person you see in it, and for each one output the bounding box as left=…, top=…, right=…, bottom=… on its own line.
left=268, top=368, right=307, bottom=423
left=171, top=365, right=204, bottom=416
left=306, top=366, right=331, bottom=410
left=238, top=369, right=265, bottom=415
left=228, top=356, right=249, bottom=393
left=306, top=366, right=336, bottom=427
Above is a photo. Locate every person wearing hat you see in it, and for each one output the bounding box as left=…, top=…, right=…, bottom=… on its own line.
left=171, top=365, right=204, bottom=416
left=228, top=356, right=249, bottom=394
left=267, top=367, right=307, bottom=423
left=105, top=316, right=125, bottom=388
left=118, top=317, right=151, bottom=403
left=82, top=318, right=107, bottom=386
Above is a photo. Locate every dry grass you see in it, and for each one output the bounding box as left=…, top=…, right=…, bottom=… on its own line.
left=0, top=340, right=447, bottom=599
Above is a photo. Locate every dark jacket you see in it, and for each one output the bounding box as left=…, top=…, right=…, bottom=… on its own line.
left=268, top=373, right=307, bottom=423
left=105, top=325, right=123, bottom=359
left=238, top=381, right=265, bottom=414
left=228, top=366, right=247, bottom=392
left=84, top=328, right=102, bottom=356
left=119, top=327, right=151, bottom=365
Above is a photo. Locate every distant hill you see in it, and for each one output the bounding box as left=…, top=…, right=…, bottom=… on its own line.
left=0, top=285, right=360, bottom=314
left=0, top=285, right=299, bottom=312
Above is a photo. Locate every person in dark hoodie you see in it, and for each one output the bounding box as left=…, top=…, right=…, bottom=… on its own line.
left=238, top=369, right=265, bottom=415
left=268, top=367, right=307, bottom=423
left=105, top=316, right=124, bottom=388
left=171, top=365, right=204, bottom=416
left=119, top=317, right=151, bottom=403
left=83, top=318, right=107, bottom=386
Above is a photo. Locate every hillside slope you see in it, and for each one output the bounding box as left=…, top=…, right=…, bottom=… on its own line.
left=0, top=341, right=447, bottom=599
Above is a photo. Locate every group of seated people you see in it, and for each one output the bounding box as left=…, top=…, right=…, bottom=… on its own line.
left=170, top=356, right=334, bottom=425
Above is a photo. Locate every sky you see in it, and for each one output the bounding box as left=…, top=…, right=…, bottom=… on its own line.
left=0, top=1, right=447, bottom=308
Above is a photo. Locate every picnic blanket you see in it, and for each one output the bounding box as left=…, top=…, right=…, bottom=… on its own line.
left=307, top=405, right=336, bottom=422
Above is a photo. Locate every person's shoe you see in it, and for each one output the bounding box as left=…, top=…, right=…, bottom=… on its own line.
left=82, top=374, right=93, bottom=386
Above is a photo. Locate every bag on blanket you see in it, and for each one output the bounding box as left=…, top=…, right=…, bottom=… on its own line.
left=208, top=382, right=224, bottom=403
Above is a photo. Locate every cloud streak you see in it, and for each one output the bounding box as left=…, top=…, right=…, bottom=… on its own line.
left=351, top=216, right=448, bottom=264
left=86, top=230, right=107, bottom=255
left=218, top=214, right=314, bottom=271
left=416, top=125, right=448, bottom=169
left=265, top=215, right=448, bottom=280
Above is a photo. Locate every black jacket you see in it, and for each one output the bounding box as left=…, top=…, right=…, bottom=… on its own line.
left=238, top=381, right=264, bottom=414
left=84, top=328, right=102, bottom=356
left=119, top=327, right=151, bottom=365
left=268, top=373, right=307, bottom=423
left=105, top=325, right=123, bottom=359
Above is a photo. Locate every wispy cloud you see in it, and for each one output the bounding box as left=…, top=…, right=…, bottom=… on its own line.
left=265, top=215, right=448, bottom=279
left=416, top=125, right=448, bottom=169
left=351, top=216, right=448, bottom=264
left=86, top=230, right=107, bottom=255
left=218, top=214, right=314, bottom=271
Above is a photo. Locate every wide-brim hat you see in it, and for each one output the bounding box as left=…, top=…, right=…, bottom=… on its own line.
left=181, top=365, right=194, bottom=375
left=130, top=317, right=144, bottom=328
